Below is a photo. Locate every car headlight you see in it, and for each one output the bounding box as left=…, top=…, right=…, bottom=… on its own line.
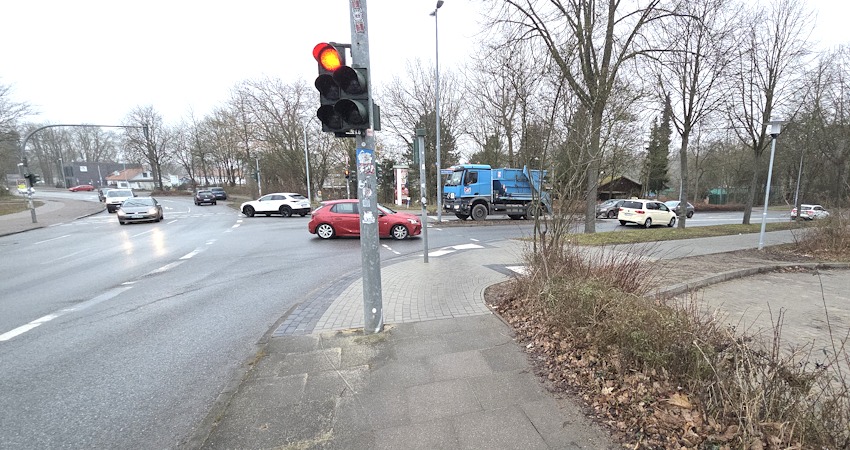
left=148, top=208, right=158, bottom=214
left=407, top=218, right=419, bottom=224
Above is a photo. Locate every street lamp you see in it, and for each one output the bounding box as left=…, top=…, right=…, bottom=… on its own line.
left=58, top=158, right=67, bottom=188
left=430, top=0, right=444, bottom=222
left=758, top=119, right=784, bottom=250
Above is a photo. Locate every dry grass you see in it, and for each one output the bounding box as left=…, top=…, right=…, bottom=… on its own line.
left=493, top=214, right=850, bottom=449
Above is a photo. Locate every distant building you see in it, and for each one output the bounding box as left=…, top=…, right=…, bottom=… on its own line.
left=598, top=176, right=642, bottom=200
left=61, top=162, right=143, bottom=189
left=105, top=168, right=159, bottom=190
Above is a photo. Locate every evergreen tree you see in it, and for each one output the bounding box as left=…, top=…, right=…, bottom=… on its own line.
left=646, top=95, right=672, bottom=196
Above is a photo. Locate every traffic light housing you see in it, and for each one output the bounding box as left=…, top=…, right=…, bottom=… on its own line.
left=313, top=42, right=373, bottom=136
left=344, top=169, right=351, bottom=179
left=25, top=173, right=40, bottom=186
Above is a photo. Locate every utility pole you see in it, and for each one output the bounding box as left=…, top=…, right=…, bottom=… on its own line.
left=348, top=0, right=383, bottom=334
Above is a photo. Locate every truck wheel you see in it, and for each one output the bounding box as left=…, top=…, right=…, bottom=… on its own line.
left=471, top=204, right=488, bottom=221
left=455, top=214, right=469, bottom=220
left=526, top=204, right=540, bottom=219
left=508, top=215, right=523, bottom=220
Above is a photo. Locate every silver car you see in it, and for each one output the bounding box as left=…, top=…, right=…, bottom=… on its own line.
left=596, top=199, right=626, bottom=219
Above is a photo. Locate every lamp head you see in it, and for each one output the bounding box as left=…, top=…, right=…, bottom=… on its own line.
left=767, top=119, right=785, bottom=137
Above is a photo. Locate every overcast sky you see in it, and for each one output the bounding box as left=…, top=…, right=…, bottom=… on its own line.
left=2, top=0, right=487, bottom=125
left=2, top=0, right=847, bottom=127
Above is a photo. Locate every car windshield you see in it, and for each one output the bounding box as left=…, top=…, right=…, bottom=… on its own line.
left=378, top=204, right=397, bottom=215
left=664, top=201, right=679, bottom=208
left=108, top=190, right=132, bottom=197
left=122, top=198, right=153, bottom=207
left=198, top=190, right=212, bottom=195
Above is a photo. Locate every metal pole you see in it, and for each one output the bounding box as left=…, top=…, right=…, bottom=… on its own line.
left=431, top=1, right=443, bottom=223
left=256, top=158, right=262, bottom=196
left=349, top=0, right=383, bottom=334
left=793, top=146, right=804, bottom=216
left=303, top=125, right=311, bottom=204
left=758, top=135, right=778, bottom=250
left=417, top=129, right=429, bottom=263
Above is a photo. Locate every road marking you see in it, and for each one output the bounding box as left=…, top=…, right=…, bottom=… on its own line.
left=0, top=286, right=132, bottom=342
left=180, top=249, right=203, bottom=260
left=45, top=249, right=86, bottom=263
left=146, top=261, right=184, bottom=275
left=425, top=243, right=485, bottom=258
left=34, top=234, right=71, bottom=245
left=505, top=265, right=528, bottom=275
left=381, top=244, right=401, bottom=255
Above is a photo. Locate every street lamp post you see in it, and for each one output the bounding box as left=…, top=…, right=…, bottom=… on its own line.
left=430, top=0, right=444, bottom=223
left=758, top=120, right=784, bottom=250
left=303, top=124, right=312, bottom=205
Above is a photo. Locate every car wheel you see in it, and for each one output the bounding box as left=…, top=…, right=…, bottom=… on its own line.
left=390, top=224, right=409, bottom=240
left=643, top=218, right=652, bottom=228
left=455, top=214, right=469, bottom=220
left=667, top=217, right=676, bottom=227
left=299, top=212, right=307, bottom=217
left=686, top=211, right=693, bottom=218
left=194, top=202, right=198, bottom=205
left=243, top=206, right=255, bottom=217
left=619, top=220, right=626, bottom=226
left=119, top=221, right=126, bottom=225
left=316, top=223, right=335, bottom=239
left=508, top=215, right=523, bottom=220
left=471, top=204, right=488, bottom=221
left=280, top=206, right=292, bottom=217
left=607, top=210, right=617, bottom=219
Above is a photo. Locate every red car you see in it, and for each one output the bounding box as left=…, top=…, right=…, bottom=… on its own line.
left=68, top=184, right=95, bottom=192
left=308, top=199, right=422, bottom=240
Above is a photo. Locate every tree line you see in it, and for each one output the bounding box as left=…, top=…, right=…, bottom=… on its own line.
left=1, top=0, right=848, bottom=232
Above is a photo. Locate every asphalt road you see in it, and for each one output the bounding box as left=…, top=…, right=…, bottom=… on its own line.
left=0, top=191, right=791, bottom=448
left=0, top=194, right=537, bottom=449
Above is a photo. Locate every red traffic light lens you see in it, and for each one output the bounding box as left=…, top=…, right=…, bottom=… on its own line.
left=313, top=43, right=342, bottom=72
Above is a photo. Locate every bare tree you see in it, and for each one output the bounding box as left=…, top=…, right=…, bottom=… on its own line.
left=493, top=0, right=671, bottom=233
left=123, top=106, right=171, bottom=190
left=382, top=59, right=464, bottom=204
left=653, top=0, right=737, bottom=227
left=726, top=0, right=812, bottom=224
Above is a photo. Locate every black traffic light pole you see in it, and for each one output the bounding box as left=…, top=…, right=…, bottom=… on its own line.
left=19, top=123, right=149, bottom=223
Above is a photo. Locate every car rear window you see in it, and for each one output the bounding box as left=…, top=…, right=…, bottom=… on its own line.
left=622, top=201, right=643, bottom=209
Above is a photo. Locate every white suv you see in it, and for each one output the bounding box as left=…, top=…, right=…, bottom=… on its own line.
left=617, top=199, right=676, bottom=228
left=105, top=189, right=135, bottom=213
left=240, top=192, right=311, bottom=217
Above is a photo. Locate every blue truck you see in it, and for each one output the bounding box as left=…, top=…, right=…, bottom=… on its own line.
left=442, top=164, right=551, bottom=221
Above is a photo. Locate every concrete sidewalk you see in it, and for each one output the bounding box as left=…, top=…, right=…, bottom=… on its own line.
left=0, top=194, right=104, bottom=236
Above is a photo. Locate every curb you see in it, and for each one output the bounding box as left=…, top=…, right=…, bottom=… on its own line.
left=655, top=262, right=850, bottom=298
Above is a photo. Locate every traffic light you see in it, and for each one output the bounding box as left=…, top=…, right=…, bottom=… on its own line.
left=25, top=173, right=40, bottom=186
left=344, top=169, right=351, bottom=179
left=312, top=42, right=372, bottom=135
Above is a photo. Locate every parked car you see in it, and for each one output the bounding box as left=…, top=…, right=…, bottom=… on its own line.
left=790, top=204, right=829, bottom=220
left=209, top=187, right=227, bottom=200
left=617, top=199, right=676, bottom=228
left=241, top=192, right=310, bottom=217
left=308, top=199, right=422, bottom=240
left=68, top=184, right=95, bottom=192
left=596, top=199, right=626, bottom=219
left=105, top=189, right=135, bottom=213
left=663, top=200, right=695, bottom=218
left=117, top=197, right=164, bottom=225
left=194, top=190, right=217, bottom=206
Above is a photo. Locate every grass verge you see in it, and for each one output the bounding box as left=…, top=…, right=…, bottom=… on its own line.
left=493, top=215, right=850, bottom=448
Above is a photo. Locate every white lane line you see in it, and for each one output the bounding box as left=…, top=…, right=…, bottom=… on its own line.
left=146, top=261, right=185, bottom=275
left=470, top=238, right=480, bottom=242
left=381, top=244, right=401, bottom=255
left=180, top=249, right=203, bottom=260
left=132, top=230, right=155, bottom=237
left=0, top=286, right=132, bottom=342
left=167, top=220, right=178, bottom=224
left=45, top=249, right=86, bottom=263
left=34, top=234, right=71, bottom=245
left=428, top=249, right=455, bottom=257
left=452, top=243, right=483, bottom=250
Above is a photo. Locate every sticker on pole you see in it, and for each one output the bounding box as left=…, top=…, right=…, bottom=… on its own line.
left=357, top=148, right=375, bottom=175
